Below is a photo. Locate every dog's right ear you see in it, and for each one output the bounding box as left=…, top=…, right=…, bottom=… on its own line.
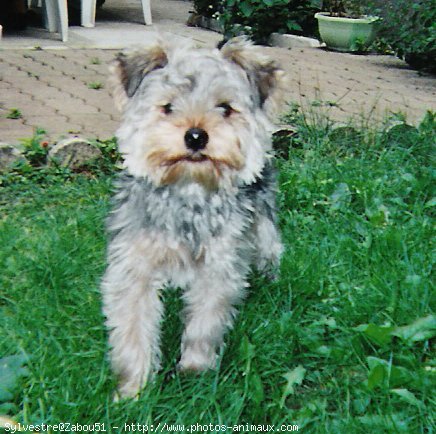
left=110, top=45, right=168, bottom=111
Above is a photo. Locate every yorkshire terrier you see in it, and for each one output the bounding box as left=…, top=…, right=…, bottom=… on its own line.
left=102, top=37, right=285, bottom=398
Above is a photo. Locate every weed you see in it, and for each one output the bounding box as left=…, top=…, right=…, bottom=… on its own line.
left=20, top=128, right=49, bottom=166
left=6, top=108, right=22, bottom=120
left=87, top=81, right=104, bottom=90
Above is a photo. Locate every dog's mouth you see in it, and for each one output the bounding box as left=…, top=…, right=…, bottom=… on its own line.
left=160, top=152, right=242, bottom=174
left=185, top=154, right=209, bottom=163
left=162, top=153, right=210, bottom=166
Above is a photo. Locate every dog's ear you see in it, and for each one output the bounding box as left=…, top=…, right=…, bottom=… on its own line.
left=220, top=37, right=286, bottom=112
left=110, top=45, right=168, bottom=111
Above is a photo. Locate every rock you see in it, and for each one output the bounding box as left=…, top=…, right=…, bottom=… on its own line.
left=384, top=123, right=418, bottom=147
left=328, top=126, right=362, bottom=145
left=195, top=16, right=223, bottom=33
left=48, top=137, right=102, bottom=169
left=0, top=143, right=24, bottom=172
left=269, top=33, right=323, bottom=49
left=273, top=125, right=299, bottom=159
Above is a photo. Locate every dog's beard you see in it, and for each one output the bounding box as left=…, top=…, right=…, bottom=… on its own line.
left=149, top=151, right=241, bottom=190
left=160, top=158, right=219, bottom=189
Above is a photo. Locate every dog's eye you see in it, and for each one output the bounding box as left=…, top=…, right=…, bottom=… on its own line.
left=217, top=103, right=234, bottom=118
left=161, top=103, right=173, bottom=115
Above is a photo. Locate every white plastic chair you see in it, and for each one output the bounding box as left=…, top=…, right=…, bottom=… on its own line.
left=41, top=0, right=151, bottom=42
left=40, top=0, right=97, bottom=42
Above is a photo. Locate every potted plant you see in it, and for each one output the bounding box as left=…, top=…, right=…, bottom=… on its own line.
left=314, top=0, right=380, bottom=52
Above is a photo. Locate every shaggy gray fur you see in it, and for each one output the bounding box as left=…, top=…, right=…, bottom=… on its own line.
left=108, top=164, right=278, bottom=260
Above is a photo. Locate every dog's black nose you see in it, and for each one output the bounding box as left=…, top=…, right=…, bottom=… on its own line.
left=184, top=128, right=209, bottom=151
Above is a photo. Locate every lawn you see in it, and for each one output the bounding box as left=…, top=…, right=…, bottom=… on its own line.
left=0, top=110, right=434, bottom=433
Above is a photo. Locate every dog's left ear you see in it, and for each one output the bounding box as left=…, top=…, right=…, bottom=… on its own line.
left=110, top=44, right=168, bottom=111
left=220, top=37, right=286, bottom=111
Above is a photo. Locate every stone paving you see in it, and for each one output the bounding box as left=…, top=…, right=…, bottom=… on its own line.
left=270, top=46, right=436, bottom=125
left=0, top=49, right=120, bottom=142
left=0, top=0, right=435, bottom=145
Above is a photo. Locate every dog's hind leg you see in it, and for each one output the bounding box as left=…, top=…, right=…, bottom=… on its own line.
left=253, top=214, right=283, bottom=273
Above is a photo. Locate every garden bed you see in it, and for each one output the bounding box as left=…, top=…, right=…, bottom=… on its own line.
left=190, top=14, right=322, bottom=49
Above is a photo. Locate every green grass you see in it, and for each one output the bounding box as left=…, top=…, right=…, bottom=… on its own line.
left=0, top=111, right=434, bottom=433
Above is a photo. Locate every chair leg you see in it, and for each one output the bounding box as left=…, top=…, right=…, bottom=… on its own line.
left=42, top=0, right=57, bottom=32
left=41, top=0, right=68, bottom=41
left=81, top=0, right=96, bottom=27
left=141, top=0, right=152, bottom=25
left=57, top=0, right=68, bottom=41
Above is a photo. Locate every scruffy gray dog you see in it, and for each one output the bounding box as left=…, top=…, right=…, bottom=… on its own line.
left=102, top=37, right=285, bottom=398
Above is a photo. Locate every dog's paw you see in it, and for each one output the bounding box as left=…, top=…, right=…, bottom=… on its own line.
left=256, top=254, right=281, bottom=280
left=255, top=240, right=282, bottom=272
left=264, top=265, right=281, bottom=282
left=113, top=380, right=143, bottom=402
left=178, top=349, right=217, bottom=373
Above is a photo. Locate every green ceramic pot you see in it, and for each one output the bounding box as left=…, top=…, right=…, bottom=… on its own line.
left=315, top=12, right=379, bottom=52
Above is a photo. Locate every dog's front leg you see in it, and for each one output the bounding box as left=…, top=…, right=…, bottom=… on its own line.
left=102, top=257, right=164, bottom=399
left=179, top=258, right=249, bottom=372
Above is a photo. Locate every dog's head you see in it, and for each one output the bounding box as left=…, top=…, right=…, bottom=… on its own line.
left=110, top=37, right=285, bottom=190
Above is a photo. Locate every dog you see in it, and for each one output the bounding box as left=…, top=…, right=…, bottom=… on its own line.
left=102, top=37, right=285, bottom=398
